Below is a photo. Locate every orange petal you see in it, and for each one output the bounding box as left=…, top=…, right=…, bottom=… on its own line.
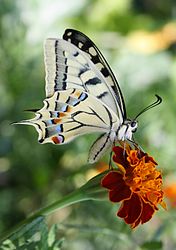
left=160, top=200, right=167, bottom=210
left=127, top=150, right=139, bottom=166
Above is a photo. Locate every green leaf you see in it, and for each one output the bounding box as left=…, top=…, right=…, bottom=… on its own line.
left=0, top=216, right=47, bottom=249
left=47, top=224, right=65, bottom=250
left=0, top=239, right=16, bottom=250
left=52, top=238, right=65, bottom=250
left=0, top=216, right=64, bottom=250
left=48, top=224, right=57, bottom=247
left=140, top=241, right=163, bottom=250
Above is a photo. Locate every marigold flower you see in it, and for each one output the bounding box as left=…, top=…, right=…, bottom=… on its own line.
left=101, top=145, right=166, bottom=228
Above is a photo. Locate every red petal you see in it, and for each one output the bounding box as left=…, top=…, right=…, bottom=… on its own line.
left=117, top=193, right=142, bottom=224
left=131, top=217, right=141, bottom=228
left=101, top=171, right=124, bottom=190
left=131, top=201, right=155, bottom=228
left=113, top=146, right=124, bottom=155
left=140, top=201, right=155, bottom=224
left=109, top=185, right=131, bottom=202
left=113, top=146, right=128, bottom=167
left=145, top=155, right=157, bottom=165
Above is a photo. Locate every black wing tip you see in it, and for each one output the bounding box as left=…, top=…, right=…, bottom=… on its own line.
left=64, top=28, right=79, bottom=33
left=63, top=29, right=91, bottom=42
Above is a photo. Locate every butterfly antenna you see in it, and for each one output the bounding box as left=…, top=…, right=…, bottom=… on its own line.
left=134, top=95, right=162, bottom=120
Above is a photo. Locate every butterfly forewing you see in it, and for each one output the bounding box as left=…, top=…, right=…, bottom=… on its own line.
left=63, top=29, right=127, bottom=120
left=44, top=38, right=123, bottom=122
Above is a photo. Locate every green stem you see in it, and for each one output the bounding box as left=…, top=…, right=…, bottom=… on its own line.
left=1, top=190, right=87, bottom=242
left=0, top=171, right=108, bottom=243
left=34, top=170, right=107, bottom=217
left=0, top=186, right=102, bottom=242
left=34, top=188, right=90, bottom=217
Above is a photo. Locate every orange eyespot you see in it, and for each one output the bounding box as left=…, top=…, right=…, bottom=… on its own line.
left=52, top=136, right=61, bottom=144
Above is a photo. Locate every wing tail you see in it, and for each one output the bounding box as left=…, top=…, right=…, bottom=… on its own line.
left=13, top=117, right=46, bottom=143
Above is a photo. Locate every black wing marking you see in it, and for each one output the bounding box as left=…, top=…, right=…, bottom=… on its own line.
left=44, top=38, right=123, bottom=121
left=63, top=29, right=127, bottom=120
left=15, top=89, right=120, bottom=146
left=88, top=132, right=112, bottom=163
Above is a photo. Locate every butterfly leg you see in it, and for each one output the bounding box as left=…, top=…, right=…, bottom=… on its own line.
left=127, top=138, right=144, bottom=157
left=108, top=140, right=116, bottom=169
left=118, top=140, right=126, bottom=157
left=127, top=138, right=138, bottom=149
left=131, top=137, right=145, bottom=156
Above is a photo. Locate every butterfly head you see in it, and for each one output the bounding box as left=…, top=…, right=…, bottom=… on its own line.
left=126, top=119, right=138, bottom=140
left=129, top=120, right=138, bottom=133
left=116, top=119, right=138, bottom=142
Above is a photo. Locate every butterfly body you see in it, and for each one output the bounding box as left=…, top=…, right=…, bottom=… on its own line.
left=16, top=29, right=140, bottom=163
left=117, top=121, right=137, bottom=141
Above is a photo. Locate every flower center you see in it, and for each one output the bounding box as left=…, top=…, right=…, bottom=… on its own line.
left=124, top=150, right=163, bottom=203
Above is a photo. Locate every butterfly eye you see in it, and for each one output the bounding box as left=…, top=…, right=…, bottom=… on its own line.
left=131, top=121, right=137, bottom=128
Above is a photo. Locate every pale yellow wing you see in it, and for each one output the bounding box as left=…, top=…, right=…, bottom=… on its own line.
left=16, top=89, right=120, bottom=145
left=44, top=38, right=123, bottom=122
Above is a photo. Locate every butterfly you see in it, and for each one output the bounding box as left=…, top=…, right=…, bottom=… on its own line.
left=16, top=29, right=162, bottom=163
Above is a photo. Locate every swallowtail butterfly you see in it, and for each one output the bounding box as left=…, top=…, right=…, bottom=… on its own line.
left=16, top=29, right=162, bottom=163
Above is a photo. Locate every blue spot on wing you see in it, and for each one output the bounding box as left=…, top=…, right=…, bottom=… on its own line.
left=46, top=124, right=63, bottom=137
left=45, top=120, right=53, bottom=126
left=56, top=124, right=63, bottom=133
left=71, top=99, right=80, bottom=106
left=79, top=92, right=88, bottom=101
left=61, top=104, right=68, bottom=112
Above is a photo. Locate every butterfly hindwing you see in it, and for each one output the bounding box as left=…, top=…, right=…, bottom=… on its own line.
left=17, top=89, right=120, bottom=145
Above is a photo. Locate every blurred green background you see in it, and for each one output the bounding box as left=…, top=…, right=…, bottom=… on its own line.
left=0, top=0, right=176, bottom=249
